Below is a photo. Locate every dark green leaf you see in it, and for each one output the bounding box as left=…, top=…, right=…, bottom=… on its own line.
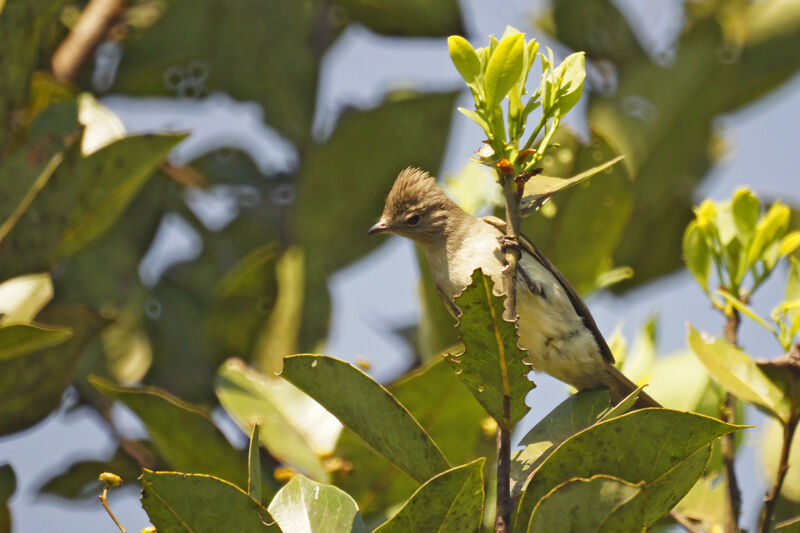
left=215, top=359, right=333, bottom=482
left=333, top=0, right=463, bottom=37
left=141, top=470, right=277, bottom=533
left=332, top=357, right=493, bottom=520
left=295, top=91, right=457, bottom=349
left=688, top=325, right=791, bottom=421
left=0, top=324, right=72, bottom=359
left=38, top=446, right=145, bottom=500
left=514, top=409, right=743, bottom=530
left=90, top=377, right=250, bottom=489
left=373, top=459, right=485, bottom=533
left=448, top=269, right=533, bottom=425
left=510, top=389, right=612, bottom=498
left=0, top=306, right=107, bottom=436
left=527, top=475, right=642, bottom=533
left=0, top=464, right=15, bottom=533
left=281, top=355, right=449, bottom=483
left=268, top=474, right=366, bottom=533
left=112, top=0, right=340, bottom=143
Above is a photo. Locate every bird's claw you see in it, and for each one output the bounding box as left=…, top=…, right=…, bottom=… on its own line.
left=498, top=236, right=521, bottom=262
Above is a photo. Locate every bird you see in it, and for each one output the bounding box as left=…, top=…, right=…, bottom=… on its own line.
left=368, top=167, right=659, bottom=408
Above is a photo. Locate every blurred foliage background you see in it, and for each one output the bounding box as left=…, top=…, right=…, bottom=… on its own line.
left=1, top=0, right=800, bottom=531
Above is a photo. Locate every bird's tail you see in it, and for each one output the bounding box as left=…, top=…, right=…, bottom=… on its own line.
left=602, top=364, right=662, bottom=409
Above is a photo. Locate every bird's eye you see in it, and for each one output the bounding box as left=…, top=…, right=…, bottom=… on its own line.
left=406, top=214, right=420, bottom=226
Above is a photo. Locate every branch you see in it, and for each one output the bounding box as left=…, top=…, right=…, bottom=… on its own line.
left=494, top=163, right=525, bottom=533
left=758, top=343, right=800, bottom=533
left=52, top=0, right=128, bottom=83
left=721, top=309, right=742, bottom=533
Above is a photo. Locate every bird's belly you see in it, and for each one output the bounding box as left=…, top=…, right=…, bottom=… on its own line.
left=512, top=258, right=607, bottom=389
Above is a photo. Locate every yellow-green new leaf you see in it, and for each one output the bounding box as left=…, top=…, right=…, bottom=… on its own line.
left=484, top=32, right=525, bottom=109
left=717, top=290, right=776, bottom=334
left=373, top=459, right=485, bottom=533
left=688, top=325, right=791, bottom=422
left=683, top=221, right=712, bottom=292
left=268, top=475, right=366, bottom=533
left=0, top=273, right=53, bottom=325
left=747, top=202, right=791, bottom=269
left=448, top=36, right=481, bottom=86
left=521, top=155, right=624, bottom=213
left=141, top=470, right=278, bottom=533
left=551, top=52, right=586, bottom=118
left=780, top=231, right=800, bottom=257
left=281, top=355, right=449, bottom=483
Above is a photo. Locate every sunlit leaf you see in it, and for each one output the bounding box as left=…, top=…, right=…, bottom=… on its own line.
left=514, top=409, right=743, bottom=530
left=447, top=269, right=532, bottom=426
left=484, top=32, right=525, bottom=109
left=683, top=221, right=712, bottom=293
left=0, top=273, right=53, bottom=325
left=216, top=359, right=338, bottom=482
left=551, top=52, right=586, bottom=117
left=688, top=325, right=791, bottom=421
left=527, top=475, right=642, bottom=532
left=448, top=36, right=481, bottom=86
left=268, top=474, right=366, bottom=533
left=781, top=232, right=800, bottom=258
left=717, top=290, right=776, bottom=333
left=521, top=156, right=623, bottom=213
left=373, top=459, right=485, bottom=533
left=141, top=470, right=277, bottom=533
left=281, top=355, right=449, bottom=483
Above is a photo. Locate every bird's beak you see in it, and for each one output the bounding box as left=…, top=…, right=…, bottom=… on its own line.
left=368, top=220, right=391, bottom=235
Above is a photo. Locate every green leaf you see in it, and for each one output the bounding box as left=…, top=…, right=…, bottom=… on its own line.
left=521, top=156, right=624, bottom=212
left=0, top=273, right=53, bottom=325
left=281, top=355, right=449, bottom=483
left=527, top=475, right=643, bottom=533
left=295, top=91, right=457, bottom=348
left=457, top=107, right=492, bottom=136
left=448, top=36, right=481, bottom=86
left=38, top=445, right=145, bottom=500
left=112, top=0, right=339, bottom=143
left=688, top=325, right=791, bottom=421
left=484, top=32, right=526, bottom=109
left=215, top=359, right=335, bottom=482
left=0, top=306, right=107, bottom=436
left=510, top=389, right=612, bottom=498
left=248, top=424, right=261, bottom=503
left=268, top=474, right=367, bottom=533
left=447, top=269, right=533, bottom=426
left=787, top=258, right=800, bottom=328
left=141, top=470, right=277, bottom=533
left=514, top=409, right=743, bottom=530
left=54, top=134, right=185, bottom=258
left=551, top=52, right=586, bottom=117
left=0, top=464, right=15, bottom=533
left=332, top=357, right=493, bottom=520
left=683, top=221, right=712, bottom=292
left=0, top=324, right=72, bottom=359
left=332, top=0, right=463, bottom=37
left=91, top=377, right=251, bottom=489
left=373, top=459, right=485, bottom=533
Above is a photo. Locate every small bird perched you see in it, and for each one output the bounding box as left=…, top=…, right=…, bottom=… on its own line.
left=369, top=167, right=659, bottom=408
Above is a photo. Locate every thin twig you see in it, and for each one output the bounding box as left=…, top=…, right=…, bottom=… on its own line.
left=758, top=414, right=799, bottom=532
left=99, top=486, right=127, bottom=533
left=52, top=0, right=129, bottom=82
left=721, top=309, right=742, bottom=533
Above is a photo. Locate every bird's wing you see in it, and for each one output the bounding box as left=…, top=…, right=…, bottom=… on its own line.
left=480, top=216, right=615, bottom=364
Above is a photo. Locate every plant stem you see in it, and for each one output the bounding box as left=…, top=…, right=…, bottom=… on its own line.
left=52, top=0, right=128, bottom=82
left=494, top=167, right=524, bottom=533
left=721, top=309, right=742, bottom=533
left=99, top=486, right=127, bottom=533
left=757, top=415, right=798, bottom=533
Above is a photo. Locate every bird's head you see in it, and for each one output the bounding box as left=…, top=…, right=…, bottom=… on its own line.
left=368, top=167, right=462, bottom=246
